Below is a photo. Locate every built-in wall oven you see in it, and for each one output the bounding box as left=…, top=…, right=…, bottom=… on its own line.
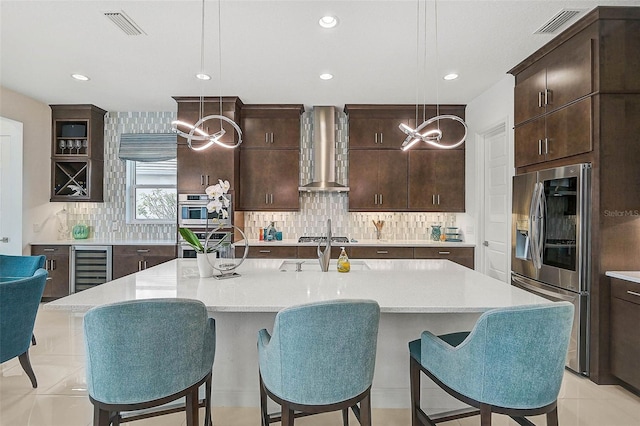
left=511, top=163, right=591, bottom=375
left=178, top=193, right=232, bottom=228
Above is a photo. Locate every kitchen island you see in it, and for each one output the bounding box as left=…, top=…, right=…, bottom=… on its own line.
left=46, top=258, right=546, bottom=410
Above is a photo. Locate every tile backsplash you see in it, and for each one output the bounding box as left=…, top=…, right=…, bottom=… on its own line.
left=61, top=111, right=178, bottom=241
left=59, top=109, right=458, bottom=242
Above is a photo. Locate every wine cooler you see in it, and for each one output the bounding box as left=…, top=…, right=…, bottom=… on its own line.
left=71, top=245, right=112, bottom=293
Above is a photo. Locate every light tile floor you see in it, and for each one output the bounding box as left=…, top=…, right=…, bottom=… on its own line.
left=1, top=308, right=640, bottom=426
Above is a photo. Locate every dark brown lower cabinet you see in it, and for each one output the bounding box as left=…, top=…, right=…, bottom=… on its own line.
left=610, top=277, right=640, bottom=391
left=31, top=245, right=70, bottom=299
left=348, top=247, right=414, bottom=259
left=240, top=246, right=297, bottom=259
left=414, top=247, right=475, bottom=269
left=112, top=245, right=177, bottom=280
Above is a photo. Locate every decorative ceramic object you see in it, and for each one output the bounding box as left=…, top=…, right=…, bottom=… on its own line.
left=72, top=224, right=89, bottom=239
left=430, top=225, right=441, bottom=242
left=196, top=253, right=214, bottom=278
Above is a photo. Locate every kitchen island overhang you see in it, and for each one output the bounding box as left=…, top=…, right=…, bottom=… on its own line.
left=46, top=259, right=548, bottom=410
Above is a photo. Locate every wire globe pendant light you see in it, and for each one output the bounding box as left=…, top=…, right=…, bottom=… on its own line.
left=172, top=0, right=242, bottom=150
left=400, top=0, right=467, bottom=151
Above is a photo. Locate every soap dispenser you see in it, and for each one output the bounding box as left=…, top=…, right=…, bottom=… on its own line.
left=337, top=247, right=350, bottom=273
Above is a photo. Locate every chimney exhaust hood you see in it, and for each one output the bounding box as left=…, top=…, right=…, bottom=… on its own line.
left=299, top=106, right=349, bottom=192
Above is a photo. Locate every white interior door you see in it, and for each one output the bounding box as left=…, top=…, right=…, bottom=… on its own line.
left=481, top=123, right=510, bottom=282
left=0, top=116, right=23, bottom=255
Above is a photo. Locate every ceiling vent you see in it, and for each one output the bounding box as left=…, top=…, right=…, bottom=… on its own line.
left=534, top=9, right=585, bottom=34
left=104, top=11, right=146, bottom=36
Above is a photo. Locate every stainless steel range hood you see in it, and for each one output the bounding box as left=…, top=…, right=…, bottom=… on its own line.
left=298, top=106, right=349, bottom=192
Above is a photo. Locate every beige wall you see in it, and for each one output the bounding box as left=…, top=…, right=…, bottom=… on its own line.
left=0, top=86, right=59, bottom=252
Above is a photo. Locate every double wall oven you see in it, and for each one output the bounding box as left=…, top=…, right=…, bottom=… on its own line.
left=511, top=163, right=591, bottom=375
left=178, top=193, right=233, bottom=258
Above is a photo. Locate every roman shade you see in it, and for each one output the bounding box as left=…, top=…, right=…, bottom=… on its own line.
left=118, top=133, right=177, bottom=162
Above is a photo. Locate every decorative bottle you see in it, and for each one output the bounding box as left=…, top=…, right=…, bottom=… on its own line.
left=265, top=222, right=277, bottom=241
left=337, top=247, right=351, bottom=273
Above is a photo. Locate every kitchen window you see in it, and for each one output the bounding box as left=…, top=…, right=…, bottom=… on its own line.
left=126, top=159, right=177, bottom=224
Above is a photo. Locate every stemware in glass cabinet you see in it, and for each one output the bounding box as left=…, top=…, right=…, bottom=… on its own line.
left=58, top=139, right=66, bottom=154
left=75, top=139, right=82, bottom=154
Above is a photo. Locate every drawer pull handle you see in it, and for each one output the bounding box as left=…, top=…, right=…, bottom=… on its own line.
left=438, top=251, right=451, bottom=255
left=376, top=250, right=388, bottom=254
left=627, top=290, right=640, bottom=298
left=259, top=250, right=271, bottom=253
left=43, top=248, right=55, bottom=252
left=136, top=249, right=150, bottom=253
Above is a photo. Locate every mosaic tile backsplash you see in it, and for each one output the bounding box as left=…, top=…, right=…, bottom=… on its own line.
left=60, top=110, right=458, bottom=242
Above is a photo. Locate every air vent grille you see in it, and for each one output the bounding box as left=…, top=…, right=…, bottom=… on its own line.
left=104, top=11, right=146, bottom=36
left=534, top=9, right=584, bottom=34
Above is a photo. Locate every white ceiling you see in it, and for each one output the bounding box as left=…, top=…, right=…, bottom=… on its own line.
left=2, top=0, right=639, bottom=112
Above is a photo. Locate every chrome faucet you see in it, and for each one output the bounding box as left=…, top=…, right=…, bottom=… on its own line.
left=317, top=219, right=332, bottom=272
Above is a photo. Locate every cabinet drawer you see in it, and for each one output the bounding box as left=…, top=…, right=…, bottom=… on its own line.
left=31, top=245, right=70, bottom=255
left=297, top=246, right=342, bottom=259
left=349, top=247, right=414, bottom=259
left=245, top=246, right=297, bottom=259
left=414, top=247, right=474, bottom=269
left=611, top=278, right=640, bottom=306
left=113, top=245, right=177, bottom=257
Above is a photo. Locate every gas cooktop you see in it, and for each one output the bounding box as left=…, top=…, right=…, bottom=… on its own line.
left=298, top=236, right=349, bottom=243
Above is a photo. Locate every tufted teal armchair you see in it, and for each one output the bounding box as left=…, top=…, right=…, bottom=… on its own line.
left=0, top=268, right=48, bottom=387
left=83, top=298, right=216, bottom=426
left=409, top=302, right=574, bottom=426
left=258, top=299, right=380, bottom=426
left=0, top=254, right=46, bottom=277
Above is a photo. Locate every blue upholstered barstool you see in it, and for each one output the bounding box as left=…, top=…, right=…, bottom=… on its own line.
left=409, top=302, right=574, bottom=426
left=0, top=268, right=48, bottom=387
left=83, top=298, right=216, bottom=426
left=0, top=254, right=46, bottom=346
left=258, top=299, right=380, bottom=426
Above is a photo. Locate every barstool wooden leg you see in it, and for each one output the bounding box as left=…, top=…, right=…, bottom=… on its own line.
left=342, top=408, right=349, bottom=425
left=93, top=407, right=110, bottom=426
left=480, top=404, right=492, bottom=426
left=259, top=375, right=270, bottom=426
left=281, top=403, right=295, bottom=426
left=410, top=356, right=421, bottom=426
left=547, top=406, right=559, bottom=426
left=360, top=392, right=372, bottom=426
left=185, top=387, right=199, bottom=426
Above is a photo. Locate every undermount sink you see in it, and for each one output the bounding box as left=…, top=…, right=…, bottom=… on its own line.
left=279, top=260, right=370, bottom=272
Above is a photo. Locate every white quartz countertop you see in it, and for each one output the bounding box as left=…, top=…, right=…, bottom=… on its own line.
left=31, top=239, right=176, bottom=246
left=605, top=271, right=640, bottom=284
left=46, top=258, right=545, bottom=314
left=237, top=239, right=475, bottom=247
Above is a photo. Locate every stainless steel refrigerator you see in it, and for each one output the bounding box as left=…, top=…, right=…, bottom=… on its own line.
left=511, top=163, right=591, bottom=375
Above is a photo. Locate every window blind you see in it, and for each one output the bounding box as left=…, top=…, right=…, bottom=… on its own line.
left=118, top=133, right=177, bottom=162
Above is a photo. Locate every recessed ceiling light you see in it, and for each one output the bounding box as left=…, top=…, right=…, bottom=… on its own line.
left=196, top=73, right=211, bottom=80
left=71, top=74, right=90, bottom=81
left=319, top=73, right=334, bottom=80
left=319, top=16, right=338, bottom=28
left=443, top=73, right=459, bottom=81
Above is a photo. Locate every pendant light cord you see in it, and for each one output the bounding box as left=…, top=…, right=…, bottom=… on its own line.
left=218, top=0, right=223, bottom=131
left=199, top=0, right=205, bottom=124
left=434, top=0, right=440, bottom=121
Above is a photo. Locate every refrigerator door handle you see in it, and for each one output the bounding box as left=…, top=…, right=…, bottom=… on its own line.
left=529, top=182, right=542, bottom=269
left=535, top=182, right=546, bottom=269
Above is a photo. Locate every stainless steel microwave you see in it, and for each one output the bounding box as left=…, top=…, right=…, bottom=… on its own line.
left=178, top=193, right=232, bottom=227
